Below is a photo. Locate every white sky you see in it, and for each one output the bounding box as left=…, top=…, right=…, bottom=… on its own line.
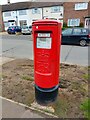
left=0, top=0, right=89, bottom=5
left=0, top=0, right=74, bottom=5
left=0, top=0, right=30, bottom=5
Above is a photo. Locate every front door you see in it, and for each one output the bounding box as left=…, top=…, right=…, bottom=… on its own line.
left=85, top=18, right=90, bottom=28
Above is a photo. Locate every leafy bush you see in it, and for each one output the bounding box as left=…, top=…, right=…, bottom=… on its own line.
left=63, top=22, right=67, bottom=28
left=62, top=27, right=66, bottom=30
left=79, top=22, right=84, bottom=27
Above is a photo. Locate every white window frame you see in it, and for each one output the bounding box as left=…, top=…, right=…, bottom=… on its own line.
left=19, top=10, right=27, bottom=15
left=51, top=6, right=61, bottom=13
left=75, top=3, right=88, bottom=10
left=4, top=12, right=11, bottom=17
left=32, top=8, right=40, bottom=14
left=68, top=19, right=80, bottom=27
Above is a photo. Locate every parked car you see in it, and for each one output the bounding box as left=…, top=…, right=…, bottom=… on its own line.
left=62, top=27, right=90, bottom=46
left=7, top=26, right=21, bottom=34
left=21, top=25, right=32, bottom=35
left=29, top=25, right=32, bottom=34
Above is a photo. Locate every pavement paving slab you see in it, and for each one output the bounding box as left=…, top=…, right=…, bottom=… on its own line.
left=1, top=97, right=43, bottom=118
left=0, top=57, right=14, bottom=65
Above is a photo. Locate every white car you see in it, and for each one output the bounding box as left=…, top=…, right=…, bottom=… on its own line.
left=29, top=25, right=32, bottom=34
left=21, top=25, right=32, bottom=35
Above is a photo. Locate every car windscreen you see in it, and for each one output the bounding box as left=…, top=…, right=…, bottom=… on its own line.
left=15, top=26, right=21, bottom=29
left=22, top=26, right=28, bottom=29
left=62, top=28, right=72, bottom=35
left=9, top=26, right=15, bottom=29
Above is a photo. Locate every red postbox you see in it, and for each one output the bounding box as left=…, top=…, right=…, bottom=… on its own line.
left=32, top=19, right=61, bottom=104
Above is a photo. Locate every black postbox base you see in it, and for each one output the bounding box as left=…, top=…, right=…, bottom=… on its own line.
left=35, top=85, right=58, bottom=105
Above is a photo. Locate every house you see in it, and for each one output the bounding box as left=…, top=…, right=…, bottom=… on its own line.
left=84, top=1, right=90, bottom=28
left=1, top=1, right=90, bottom=31
left=2, top=2, right=63, bottom=31
left=63, top=2, right=89, bottom=28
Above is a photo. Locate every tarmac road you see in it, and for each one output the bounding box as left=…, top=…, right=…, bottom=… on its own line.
left=1, top=34, right=89, bottom=66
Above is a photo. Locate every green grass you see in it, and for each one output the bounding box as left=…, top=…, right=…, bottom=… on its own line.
left=21, top=75, right=34, bottom=81
left=83, top=74, right=90, bottom=80
left=80, top=99, right=90, bottom=119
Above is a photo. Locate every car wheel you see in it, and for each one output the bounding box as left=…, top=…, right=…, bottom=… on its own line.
left=15, top=31, right=17, bottom=34
left=80, top=40, right=87, bottom=47
left=8, top=32, right=11, bottom=34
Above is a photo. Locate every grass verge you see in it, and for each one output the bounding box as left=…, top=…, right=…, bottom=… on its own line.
left=80, top=99, right=90, bottom=119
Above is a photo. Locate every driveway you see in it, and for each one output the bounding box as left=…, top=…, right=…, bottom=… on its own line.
left=1, top=34, right=89, bottom=66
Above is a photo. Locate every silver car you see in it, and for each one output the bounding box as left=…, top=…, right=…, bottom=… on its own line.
left=21, top=25, right=32, bottom=35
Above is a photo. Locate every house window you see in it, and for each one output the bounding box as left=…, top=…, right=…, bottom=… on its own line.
left=4, top=12, right=11, bottom=17
left=32, top=8, right=40, bottom=14
left=19, top=10, right=27, bottom=15
left=51, top=6, right=60, bottom=13
left=4, top=21, right=9, bottom=27
left=75, top=3, right=88, bottom=10
left=68, top=19, right=80, bottom=27
left=62, top=28, right=72, bottom=35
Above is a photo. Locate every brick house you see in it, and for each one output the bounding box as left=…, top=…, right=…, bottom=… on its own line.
left=63, top=2, right=89, bottom=27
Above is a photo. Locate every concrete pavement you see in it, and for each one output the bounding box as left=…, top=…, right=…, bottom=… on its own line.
left=1, top=96, right=58, bottom=118
left=0, top=57, right=14, bottom=65
left=1, top=96, right=44, bottom=118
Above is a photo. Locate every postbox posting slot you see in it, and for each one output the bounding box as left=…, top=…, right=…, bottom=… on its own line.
left=36, top=32, right=52, bottom=49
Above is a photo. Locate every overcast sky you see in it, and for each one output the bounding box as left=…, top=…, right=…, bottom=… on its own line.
left=1, top=0, right=89, bottom=5
left=0, top=0, right=67, bottom=5
left=0, top=0, right=30, bottom=5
